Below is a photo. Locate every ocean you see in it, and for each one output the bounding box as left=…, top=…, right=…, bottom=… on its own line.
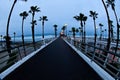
left=11, top=34, right=55, bottom=42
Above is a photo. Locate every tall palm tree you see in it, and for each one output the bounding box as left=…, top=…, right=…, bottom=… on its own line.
left=89, top=11, right=98, bottom=48
left=6, top=0, right=27, bottom=53
left=53, top=24, right=58, bottom=38
left=101, top=0, right=113, bottom=66
left=29, top=6, right=40, bottom=50
left=83, top=16, right=87, bottom=43
left=99, top=23, right=104, bottom=40
left=20, top=11, right=28, bottom=55
left=106, top=0, right=119, bottom=54
left=39, top=16, right=48, bottom=40
left=74, top=13, right=84, bottom=42
left=101, top=0, right=111, bottom=53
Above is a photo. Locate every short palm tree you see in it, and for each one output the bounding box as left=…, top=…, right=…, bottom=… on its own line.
left=99, top=23, right=104, bottom=40
left=53, top=24, right=58, bottom=38
left=89, top=11, right=98, bottom=48
left=106, top=0, right=119, bottom=54
left=71, top=27, right=76, bottom=39
left=29, top=6, right=40, bottom=50
left=83, top=16, right=87, bottom=43
left=74, top=13, right=84, bottom=42
left=39, top=16, right=48, bottom=40
left=6, top=0, right=27, bottom=53
left=20, top=11, right=28, bottom=54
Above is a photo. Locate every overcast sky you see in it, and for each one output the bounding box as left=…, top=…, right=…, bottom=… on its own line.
left=0, top=0, right=120, bottom=37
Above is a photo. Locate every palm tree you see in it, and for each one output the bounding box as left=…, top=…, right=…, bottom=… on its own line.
left=101, top=0, right=111, bottom=54
left=106, top=0, right=119, bottom=54
left=6, top=0, right=27, bottom=53
left=74, top=13, right=84, bottom=42
left=83, top=16, right=87, bottom=43
left=39, top=16, right=48, bottom=40
left=20, top=11, right=28, bottom=55
left=89, top=11, right=98, bottom=49
left=99, top=23, right=104, bottom=40
left=71, top=27, right=76, bottom=39
left=53, top=24, right=58, bottom=38
left=29, top=6, right=40, bottom=50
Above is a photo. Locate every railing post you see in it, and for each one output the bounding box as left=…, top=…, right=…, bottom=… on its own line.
left=91, top=47, right=96, bottom=61
left=17, top=47, right=22, bottom=60
left=103, top=54, right=109, bottom=67
left=84, top=43, right=87, bottom=54
left=116, top=68, right=120, bottom=80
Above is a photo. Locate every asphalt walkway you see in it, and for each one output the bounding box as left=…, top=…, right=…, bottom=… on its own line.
left=3, top=37, right=102, bottom=80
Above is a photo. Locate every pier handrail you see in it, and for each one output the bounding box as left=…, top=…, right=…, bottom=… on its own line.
left=65, top=37, right=120, bottom=80
left=0, top=38, right=54, bottom=73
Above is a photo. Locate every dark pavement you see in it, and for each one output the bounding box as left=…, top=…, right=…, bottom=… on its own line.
left=3, top=37, right=102, bottom=80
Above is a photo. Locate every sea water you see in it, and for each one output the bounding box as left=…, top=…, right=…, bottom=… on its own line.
left=11, top=34, right=55, bottom=42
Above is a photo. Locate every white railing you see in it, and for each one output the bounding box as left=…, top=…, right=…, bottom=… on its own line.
left=65, top=37, right=120, bottom=80
left=0, top=38, right=55, bottom=74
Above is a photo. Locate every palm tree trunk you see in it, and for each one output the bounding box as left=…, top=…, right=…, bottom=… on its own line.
left=32, top=26, right=36, bottom=50
left=113, top=9, right=119, bottom=54
left=80, top=21, right=83, bottom=43
left=92, top=19, right=97, bottom=60
left=100, top=27, right=102, bottom=40
left=32, top=13, right=36, bottom=50
left=83, top=22, right=86, bottom=43
left=22, top=19, right=26, bottom=55
left=42, top=21, right=44, bottom=39
left=6, top=0, right=17, bottom=53
left=101, top=0, right=111, bottom=52
left=94, top=20, right=97, bottom=48
left=54, top=28, right=56, bottom=38
left=55, top=28, right=57, bottom=38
